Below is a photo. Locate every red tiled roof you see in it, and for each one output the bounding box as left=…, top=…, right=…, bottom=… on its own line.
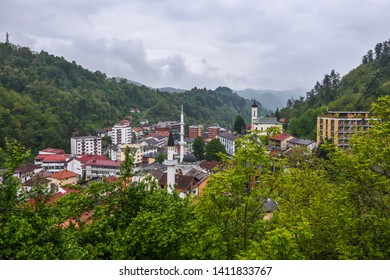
left=50, top=170, right=79, bottom=180
left=40, top=148, right=65, bottom=154
left=85, top=159, right=121, bottom=167
left=269, top=133, right=292, bottom=141
left=76, top=154, right=108, bottom=164
left=41, top=154, right=70, bottom=163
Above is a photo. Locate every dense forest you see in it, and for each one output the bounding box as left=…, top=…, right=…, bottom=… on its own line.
left=1, top=96, right=390, bottom=260
left=280, top=39, right=390, bottom=140
left=0, top=43, right=261, bottom=155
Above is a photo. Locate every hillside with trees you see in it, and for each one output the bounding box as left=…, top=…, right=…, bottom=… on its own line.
left=0, top=43, right=260, bottom=155
left=280, top=39, right=390, bottom=140
left=1, top=96, right=390, bottom=260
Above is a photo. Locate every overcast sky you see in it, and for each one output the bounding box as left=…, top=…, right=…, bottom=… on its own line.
left=1, top=0, right=389, bottom=91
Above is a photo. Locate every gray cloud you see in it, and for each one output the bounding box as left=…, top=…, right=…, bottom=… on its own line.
left=1, top=0, right=390, bottom=91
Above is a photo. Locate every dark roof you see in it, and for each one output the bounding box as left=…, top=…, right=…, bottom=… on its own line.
left=254, top=117, right=281, bottom=125
left=199, top=160, right=220, bottom=171
left=263, top=198, right=278, bottom=212
left=287, top=138, right=315, bottom=146
left=183, top=153, right=197, bottom=163
left=252, top=100, right=258, bottom=108
left=167, top=132, right=175, bottom=147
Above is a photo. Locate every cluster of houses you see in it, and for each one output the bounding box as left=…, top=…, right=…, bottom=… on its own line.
left=5, top=100, right=370, bottom=206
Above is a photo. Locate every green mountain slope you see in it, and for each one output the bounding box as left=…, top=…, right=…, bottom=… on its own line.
left=279, top=39, right=390, bottom=140
left=0, top=43, right=259, bottom=154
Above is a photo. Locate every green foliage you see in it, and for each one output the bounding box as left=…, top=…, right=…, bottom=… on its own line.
left=205, top=138, right=226, bottom=161
left=120, top=146, right=134, bottom=180
left=193, top=136, right=205, bottom=160
left=233, top=115, right=246, bottom=134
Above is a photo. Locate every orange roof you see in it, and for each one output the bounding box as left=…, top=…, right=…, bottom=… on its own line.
left=51, top=170, right=79, bottom=180
left=76, top=154, right=108, bottom=164
left=269, top=133, right=292, bottom=141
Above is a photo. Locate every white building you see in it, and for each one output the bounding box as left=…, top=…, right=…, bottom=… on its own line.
left=251, top=100, right=283, bottom=134
left=111, top=120, right=132, bottom=145
left=217, top=133, right=238, bottom=156
left=71, top=136, right=102, bottom=155
left=85, top=159, right=121, bottom=179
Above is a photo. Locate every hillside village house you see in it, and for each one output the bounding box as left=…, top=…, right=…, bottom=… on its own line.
left=269, top=133, right=294, bottom=150
left=50, top=170, right=79, bottom=187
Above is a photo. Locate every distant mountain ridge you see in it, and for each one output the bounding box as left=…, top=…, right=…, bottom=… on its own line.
left=234, top=88, right=306, bottom=111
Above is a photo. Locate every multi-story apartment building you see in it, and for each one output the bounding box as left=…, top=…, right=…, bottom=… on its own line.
left=208, top=125, right=220, bottom=140
left=71, top=136, right=102, bottom=155
left=111, top=120, right=132, bottom=145
left=316, top=111, right=371, bottom=149
left=217, top=133, right=239, bottom=156
left=189, top=125, right=204, bottom=139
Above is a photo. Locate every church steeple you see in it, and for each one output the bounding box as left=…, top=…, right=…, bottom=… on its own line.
left=251, top=99, right=258, bottom=130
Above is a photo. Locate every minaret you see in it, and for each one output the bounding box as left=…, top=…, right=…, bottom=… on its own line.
left=179, top=104, right=185, bottom=162
left=251, top=99, right=258, bottom=130
left=164, top=132, right=177, bottom=194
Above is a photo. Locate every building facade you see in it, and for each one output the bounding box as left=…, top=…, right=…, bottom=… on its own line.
left=189, top=125, right=204, bottom=139
left=316, top=111, right=371, bottom=149
left=71, top=136, right=102, bottom=155
left=111, top=120, right=132, bottom=145
left=251, top=100, right=282, bottom=134
left=208, top=125, right=220, bottom=140
left=217, top=133, right=238, bottom=156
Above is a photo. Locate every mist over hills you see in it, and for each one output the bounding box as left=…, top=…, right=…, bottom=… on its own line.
left=234, top=88, right=306, bottom=111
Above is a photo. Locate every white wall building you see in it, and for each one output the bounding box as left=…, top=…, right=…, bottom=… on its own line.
left=85, top=159, right=121, bottom=179
left=111, top=120, right=132, bottom=145
left=217, top=133, right=238, bottom=156
left=71, top=136, right=102, bottom=155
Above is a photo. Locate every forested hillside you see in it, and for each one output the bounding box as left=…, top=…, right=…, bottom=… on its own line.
left=280, top=39, right=390, bottom=140
left=0, top=43, right=257, bottom=154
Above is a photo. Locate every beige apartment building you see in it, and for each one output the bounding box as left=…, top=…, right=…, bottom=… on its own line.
left=316, top=111, right=371, bottom=149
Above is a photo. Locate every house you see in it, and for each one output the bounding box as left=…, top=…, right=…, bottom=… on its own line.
left=13, top=164, right=42, bottom=183
left=69, top=154, right=108, bottom=179
left=199, top=160, right=220, bottom=174
left=118, top=143, right=143, bottom=167
left=287, top=137, right=317, bottom=153
left=50, top=170, right=79, bottom=187
left=85, top=159, right=121, bottom=180
left=35, top=154, right=71, bottom=173
left=269, top=133, right=294, bottom=150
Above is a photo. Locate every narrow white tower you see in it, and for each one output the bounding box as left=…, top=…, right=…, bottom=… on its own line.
left=179, top=104, right=185, bottom=162
left=251, top=100, right=258, bottom=130
left=164, top=132, right=177, bottom=194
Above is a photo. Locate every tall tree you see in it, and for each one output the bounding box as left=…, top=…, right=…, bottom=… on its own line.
left=193, top=136, right=205, bottom=160
left=233, top=115, right=246, bottom=135
left=205, top=138, right=226, bottom=161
